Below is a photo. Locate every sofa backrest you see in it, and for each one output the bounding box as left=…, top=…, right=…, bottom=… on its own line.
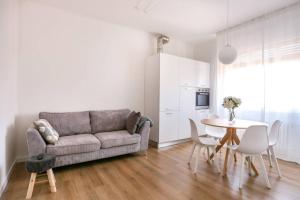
left=39, top=111, right=91, bottom=136
left=90, top=109, right=130, bottom=133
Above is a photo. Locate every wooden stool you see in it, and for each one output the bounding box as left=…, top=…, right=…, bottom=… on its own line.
left=26, top=154, right=56, bottom=199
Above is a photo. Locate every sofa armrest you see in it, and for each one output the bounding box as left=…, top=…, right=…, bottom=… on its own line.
left=26, top=128, right=46, bottom=156
left=138, top=121, right=151, bottom=151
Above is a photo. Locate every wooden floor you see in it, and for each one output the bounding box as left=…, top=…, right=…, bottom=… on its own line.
left=2, top=142, right=300, bottom=200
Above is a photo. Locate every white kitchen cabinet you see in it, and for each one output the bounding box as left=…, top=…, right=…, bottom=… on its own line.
left=195, top=62, right=210, bottom=88
left=145, top=53, right=210, bottom=148
left=159, top=111, right=179, bottom=142
left=180, top=58, right=210, bottom=88
left=160, top=54, right=180, bottom=112
left=179, top=58, right=197, bottom=87
left=179, top=87, right=196, bottom=139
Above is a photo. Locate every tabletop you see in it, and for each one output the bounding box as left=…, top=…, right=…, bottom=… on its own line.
left=201, top=118, right=268, bottom=129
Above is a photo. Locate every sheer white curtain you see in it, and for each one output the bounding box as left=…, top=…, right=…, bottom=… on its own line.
left=214, top=4, right=300, bottom=163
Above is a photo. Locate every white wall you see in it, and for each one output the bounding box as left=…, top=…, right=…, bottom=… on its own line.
left=16, top=1, right=196, bottom=159
left=0, top=0, right=18, bottom=195
left=163, top=38, right=195, bottom=59
left=194, top=38, right=216, bottom=63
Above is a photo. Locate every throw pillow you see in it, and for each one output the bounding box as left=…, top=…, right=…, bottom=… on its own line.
left=126, top=111, right=142, bottom=134
left=33, top=119, right=59, bottom=144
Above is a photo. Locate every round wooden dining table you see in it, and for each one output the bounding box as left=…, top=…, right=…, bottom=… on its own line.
left=201, top=118, right=268, bottom=176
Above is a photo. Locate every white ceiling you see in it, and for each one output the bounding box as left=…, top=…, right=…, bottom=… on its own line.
left=33, top=0, right=299, bottom=43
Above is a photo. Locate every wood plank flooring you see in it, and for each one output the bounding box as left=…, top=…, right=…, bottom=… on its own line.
left=2, top=142, right=300, bottom=200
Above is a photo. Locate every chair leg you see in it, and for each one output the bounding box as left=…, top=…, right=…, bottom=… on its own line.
left=47, top=169, right=57, bottom=193
left=248, top=156, right=252, bottom=176
left=258, top=154, right=271, bottom=189
left=194, top=145, right=201, bottom=174
left=188, top=143, right=196, bottom=165
left=228, top=149, right=235, bottom=166
left=26, top=173, right=37, bottom=199
left=239, top=154, right=246, bottom=189
left=212, top=147, right=221, bottom=173
left=234, top=153, right=237, bottom=163
left=206, top=147, right=210, bottom=163
left=270, top=146, right=282, bottom=177
left=267, top=148, right=273, bottom=167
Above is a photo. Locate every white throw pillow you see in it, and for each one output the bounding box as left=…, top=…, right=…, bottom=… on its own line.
left=33, top=119, right=59, bottom=144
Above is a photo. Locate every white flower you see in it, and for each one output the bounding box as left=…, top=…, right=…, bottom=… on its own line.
left=222, top=96, right=241, bottom=109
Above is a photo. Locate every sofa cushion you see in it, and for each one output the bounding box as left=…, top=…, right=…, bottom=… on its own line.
left=46, top=134, right=100, bottom=156
left=94, top=130, right=141, bottom=149
left=39, top=111, right=91, bottom=136
left=90, top=109, right=130, bottom=133
left=126, top=111, right=142, bottom=134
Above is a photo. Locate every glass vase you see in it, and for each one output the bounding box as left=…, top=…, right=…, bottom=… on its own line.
left=229, top=109, right=235, bottom=121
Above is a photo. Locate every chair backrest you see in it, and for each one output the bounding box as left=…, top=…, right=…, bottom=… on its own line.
left=237, top=125, right=269, bottom=154
left=189, top=119, right=200, bottom=143
left=269, top=120, right=283, bottom=146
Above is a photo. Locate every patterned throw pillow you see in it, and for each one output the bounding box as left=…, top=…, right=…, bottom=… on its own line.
left=33, top=119, right=59, bottom=144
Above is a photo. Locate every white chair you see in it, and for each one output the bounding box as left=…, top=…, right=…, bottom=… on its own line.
left=187, top=119, right=220, bottom=174
left=267, top=120, right=283, bottom=177
left=228, top=125, right=271, bottom=189
left=205, top=114, right=226, bottom=139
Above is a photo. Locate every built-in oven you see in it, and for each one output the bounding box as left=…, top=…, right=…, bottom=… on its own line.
left=196, top=88, right=210, bottom=110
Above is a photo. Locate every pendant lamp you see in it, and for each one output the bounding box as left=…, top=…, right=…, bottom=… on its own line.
left=219, top=0, right=237, bottom=65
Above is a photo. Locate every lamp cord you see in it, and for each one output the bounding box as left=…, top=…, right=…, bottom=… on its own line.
left=226, top=0, right=229, bottom=45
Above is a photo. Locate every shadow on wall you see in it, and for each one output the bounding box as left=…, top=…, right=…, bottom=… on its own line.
left=6, top=124, right=16, bottom=172
left=15, top=114, right=38, bottom=160
left=0, top=123, right=16, bottom=193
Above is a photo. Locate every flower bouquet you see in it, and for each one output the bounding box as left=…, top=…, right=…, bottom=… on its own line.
left=222, top=96, right=241, bottom=121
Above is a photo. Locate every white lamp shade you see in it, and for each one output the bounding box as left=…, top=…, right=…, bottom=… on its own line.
left=219, top=44, right=237, bottom=65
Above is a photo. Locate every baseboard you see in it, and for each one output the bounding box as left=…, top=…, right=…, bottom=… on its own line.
left=0, top=159, right=17, bottom=198
left=16, top=156, right=27, bottom=163
left=149, top=138, right=191, bottom=148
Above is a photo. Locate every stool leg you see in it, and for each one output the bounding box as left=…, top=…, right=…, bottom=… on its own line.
left=26, top=173, right=37, bottom=199
left=47, top=169, right=57, bottom=193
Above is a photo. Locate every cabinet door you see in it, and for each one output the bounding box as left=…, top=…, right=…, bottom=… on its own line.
left=159, top=111, right=179, bottom=142
left=195, top=110, right=209, bottom=135
left=160, top=54, right=180, bottom=112
left=179, top=87, right=196, bottom=139
left=179, top=58, right=197, bottom=87
left=195, top=62, right=210, bottom=88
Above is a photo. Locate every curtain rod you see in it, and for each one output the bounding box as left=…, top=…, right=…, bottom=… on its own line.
left=217, top=1, right=300, bottom=34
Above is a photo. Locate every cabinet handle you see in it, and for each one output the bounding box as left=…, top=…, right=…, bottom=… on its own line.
left=165, top=113, right=174, bottom=115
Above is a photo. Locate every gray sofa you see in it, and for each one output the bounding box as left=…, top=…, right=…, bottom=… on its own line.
left=26, top=109, right=150, bottom=167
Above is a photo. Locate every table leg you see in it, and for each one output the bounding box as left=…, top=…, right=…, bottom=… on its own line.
left=222, top=145, right=231, bottom=176
left=209, top=129, right=231, bottom=160
left=222, top=128, right=234, bottom=176
left=231, top=137, right=237, bottom=163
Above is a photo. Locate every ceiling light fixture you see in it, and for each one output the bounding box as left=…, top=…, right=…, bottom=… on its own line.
left=218, top=0, right=237, bottom=65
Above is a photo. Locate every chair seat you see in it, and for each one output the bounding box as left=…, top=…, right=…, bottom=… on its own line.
left=26, top=154, right=56, bottom=173
left=226, top=144, right=239, bottom=151
left=206, top=131, right=225, bottom=139
left=95, top=130, right=141, bottom=149
left=46, top=134, right=101, bottom=156
left=198, top=137, right=219, bottom=146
